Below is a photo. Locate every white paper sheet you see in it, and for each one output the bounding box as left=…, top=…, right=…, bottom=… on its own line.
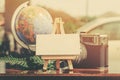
left=36, top=34, right=80, bottom=55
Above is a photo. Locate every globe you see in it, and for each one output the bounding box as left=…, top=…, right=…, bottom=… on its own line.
left=11, top=2, right=53, bottom=51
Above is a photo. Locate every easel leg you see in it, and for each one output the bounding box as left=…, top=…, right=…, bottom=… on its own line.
left=67, top=59, right=73, bottom=73
left=43, top=59, right=49, bottom=72
left=56, top=60, right=60, bottom=74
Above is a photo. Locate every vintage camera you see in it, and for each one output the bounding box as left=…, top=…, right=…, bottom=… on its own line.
left=73, top=32, right=108, bottom=71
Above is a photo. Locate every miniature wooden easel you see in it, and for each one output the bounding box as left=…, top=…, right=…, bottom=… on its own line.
left=42, top=18, right=76, bottom=73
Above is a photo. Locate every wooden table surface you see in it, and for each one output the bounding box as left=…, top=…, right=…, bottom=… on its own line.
left=0, top=69, right=120, bottom=80
left=0, top=68, right=120, bottom=77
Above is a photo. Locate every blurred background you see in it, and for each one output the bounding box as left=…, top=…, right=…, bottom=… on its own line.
left=2, top=0, right=120, bottom=33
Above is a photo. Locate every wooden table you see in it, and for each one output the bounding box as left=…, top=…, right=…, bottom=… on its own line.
left=0, top=69, right=120, bottom=80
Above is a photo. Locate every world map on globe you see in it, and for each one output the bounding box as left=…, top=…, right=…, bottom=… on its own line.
left=14, top=6, right=53, bottom=45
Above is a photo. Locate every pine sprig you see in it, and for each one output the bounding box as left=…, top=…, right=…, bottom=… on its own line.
left=0, top=54, right=56, bottom=70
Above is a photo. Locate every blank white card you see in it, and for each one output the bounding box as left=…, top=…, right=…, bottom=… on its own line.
left=36, top=34, right=80, bottom=56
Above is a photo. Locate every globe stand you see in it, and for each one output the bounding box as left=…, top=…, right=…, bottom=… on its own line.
left=41, top=18, right=76, bottom=74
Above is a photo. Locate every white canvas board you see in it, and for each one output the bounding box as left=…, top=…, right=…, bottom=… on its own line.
left=36, top=34, right=80, bottom=55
